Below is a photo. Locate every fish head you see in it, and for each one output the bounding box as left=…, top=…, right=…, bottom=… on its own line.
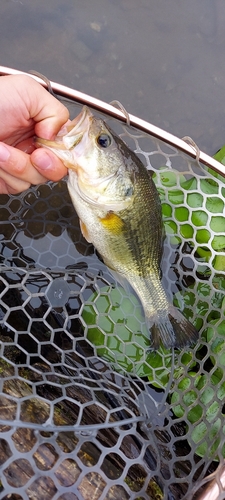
left=35, top=106, right=93, bottom=170
left=35, top=106, right=136, bottom=210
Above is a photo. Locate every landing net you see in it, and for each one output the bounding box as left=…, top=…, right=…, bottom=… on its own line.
left=0, top=67, right=225, bottom=500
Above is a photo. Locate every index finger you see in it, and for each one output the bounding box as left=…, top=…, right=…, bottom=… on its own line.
left=16, top=75, right=70, bottom=140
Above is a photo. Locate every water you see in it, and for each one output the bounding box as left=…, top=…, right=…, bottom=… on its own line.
left=0, top=0, right=225, bottom=155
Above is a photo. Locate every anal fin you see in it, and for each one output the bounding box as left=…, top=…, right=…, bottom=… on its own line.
left=103, top=260, right=134, bottom=295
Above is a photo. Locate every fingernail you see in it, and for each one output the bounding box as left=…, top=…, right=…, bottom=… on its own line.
left=0, top=143, right=10, bottom=161
left=33, top=150, right=53, bottom=170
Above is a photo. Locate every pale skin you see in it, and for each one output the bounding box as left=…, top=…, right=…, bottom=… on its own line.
left=0, top=74, right=69, bottom=194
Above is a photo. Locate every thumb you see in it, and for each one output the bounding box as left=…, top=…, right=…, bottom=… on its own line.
left=31, top=148, right=68, bottom=182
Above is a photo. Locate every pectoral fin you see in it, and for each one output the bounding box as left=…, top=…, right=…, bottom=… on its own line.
left=79, top=220, right=92, bottom=243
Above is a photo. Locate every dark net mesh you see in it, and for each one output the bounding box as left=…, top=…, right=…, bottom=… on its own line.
left=0, top=109, right=225, bottom=500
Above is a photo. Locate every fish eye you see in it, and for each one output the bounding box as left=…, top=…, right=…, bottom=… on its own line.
left=97, top=133, right=111, bottom=148
left=124, top=186, right=133, bottom=197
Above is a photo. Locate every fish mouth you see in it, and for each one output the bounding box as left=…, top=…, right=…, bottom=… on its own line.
left=62, top=106, right=92, bottom=149
left=34, top=106, right=92, bottom=162
left=65, top=105, right=92, bottom=135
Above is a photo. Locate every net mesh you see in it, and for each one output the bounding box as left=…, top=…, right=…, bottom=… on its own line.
left=0, top=105, right=225, bottom=500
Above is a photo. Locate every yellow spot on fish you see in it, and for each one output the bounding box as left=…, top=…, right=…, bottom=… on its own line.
left=99, top=212, right=124, bottom=234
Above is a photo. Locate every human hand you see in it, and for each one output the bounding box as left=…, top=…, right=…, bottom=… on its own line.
left=0, top=74, right=69, bottom=194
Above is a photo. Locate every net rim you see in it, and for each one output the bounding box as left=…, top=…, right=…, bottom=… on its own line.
left=0, top=415, right=145, bottom=432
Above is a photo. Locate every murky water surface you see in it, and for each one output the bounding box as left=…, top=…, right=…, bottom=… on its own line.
left=0, top=0, right=225, bottom=153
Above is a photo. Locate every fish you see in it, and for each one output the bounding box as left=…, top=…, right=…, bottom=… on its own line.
left=35, top=106, right=198, bottom=349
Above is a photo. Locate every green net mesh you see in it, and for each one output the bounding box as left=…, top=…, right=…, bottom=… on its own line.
left=0, top=106, right=225, bottom=500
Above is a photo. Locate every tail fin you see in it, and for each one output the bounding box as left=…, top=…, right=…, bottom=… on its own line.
left=148, top=305, right=198, bottom=350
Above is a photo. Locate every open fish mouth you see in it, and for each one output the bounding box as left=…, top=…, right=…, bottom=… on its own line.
left=34, top=105, right=92, bottom=155
left=61, top=105, right=92, bottom=150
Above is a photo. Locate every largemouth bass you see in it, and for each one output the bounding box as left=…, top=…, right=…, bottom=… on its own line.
left=36, top=106, right=198, bottom=349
